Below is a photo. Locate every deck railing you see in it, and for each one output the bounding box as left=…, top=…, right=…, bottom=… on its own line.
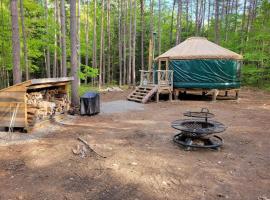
left=139, top=70, right=173, bottom=88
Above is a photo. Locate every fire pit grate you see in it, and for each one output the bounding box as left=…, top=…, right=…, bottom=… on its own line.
left=172, top=108, right=226, bottom=150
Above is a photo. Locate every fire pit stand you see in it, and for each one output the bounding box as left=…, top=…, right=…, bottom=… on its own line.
left=172, top=108, right=226, bottom=150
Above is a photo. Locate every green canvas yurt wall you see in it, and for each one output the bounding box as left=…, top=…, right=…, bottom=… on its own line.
left=169, top=59, right=241, bottom=89
left=156, top=37, right=243, bottom=90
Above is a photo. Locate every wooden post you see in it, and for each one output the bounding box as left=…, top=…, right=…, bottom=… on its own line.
left=235, top=90, right=239, bottom=100
left=148, top=38, right=153, bottom=71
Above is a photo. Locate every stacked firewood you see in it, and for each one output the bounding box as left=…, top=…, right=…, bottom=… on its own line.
left=26, top=89, right=71, bottom=124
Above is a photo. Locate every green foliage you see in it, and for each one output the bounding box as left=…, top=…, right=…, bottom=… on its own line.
left=79, top=64, right=99, bottom=80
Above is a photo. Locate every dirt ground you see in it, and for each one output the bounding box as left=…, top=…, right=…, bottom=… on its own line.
left=0, top=88, right=269, bottom=200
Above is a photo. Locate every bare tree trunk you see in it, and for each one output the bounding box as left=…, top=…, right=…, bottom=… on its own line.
left=45, top=0, right=50, bottom=78
left=132, top=0, right=136, bottom=86
left=240, top=0, right=247, bottom=53
left=170, top=0, right=176, bottom=46
left=128, top=0, right=132, bottom=86
left=158, top=0, right=161, bottom=55
left=85, top=0, right=90, bottom=84
left=176, top=0, right=182, bottom=45
left=148, top=0, right=154, bottom=69
left=99, top=0, right=104, bottom=88
left=195, top=0, right=199, bottom=35
left=140, top=0, right=144, bottom=70
left=186, top=0, right=189, bottom=34
left=93, top=0, right=97, bottom=85
left=53, top=0, right=58, bottom=78
left=123, top=1, right=127, bottom=84
left=57, top=1, right=61, bottom=77
left=214, top=0, right=220, bottom=44
left=60, top=0, right=67, bottom=77
left=118, top=0, right=122, bottom=86
left=224, top=0, right=230, bottom=41
left=70, top=0, right=79, bottom=106
left=77, top=0, right=80, bottom=85
left=19, top=0, right=29, bottom=80
left=107, top=0, right=111, bottom=84
left=200, top=0, right=206, bottom=34
left=234, top=0, right=238, bottom=32
left=207, top=0, right=211, bottom=34
left=10, top=0, right=21, bottom=84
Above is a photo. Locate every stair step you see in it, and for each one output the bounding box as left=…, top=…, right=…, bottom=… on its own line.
left=136, top=90, right=149, bottom=93
left=133, top=92, right=148, bottom=96
left=138, top=87, right=153, bottom=90
left=130, top=94, right=144, bottom=99
left=128, top=97, right=143, bottom=102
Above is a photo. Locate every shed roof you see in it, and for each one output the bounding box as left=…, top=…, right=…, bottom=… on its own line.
left=0, top=77, right=74, bottom=92
left=156, top=37, right=243, bottom=60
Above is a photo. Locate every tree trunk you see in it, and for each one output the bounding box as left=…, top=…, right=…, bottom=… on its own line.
left=45, top=0, right=50, bottom=78
left=118, top=0, right=122, bottom=86
left=99, top=0, right=104, bottom=88
left=214, top=0, right=220, bottom=44
left=77, top=0, right=81, bottom=85
left=10, top=0, right=21, bottom=84
left=158, top=0, right=161, bottom=55
left=148, top=0, right=154, bottom=69
left=176, top=0, right=182, bottom=45
left=207, top=0, right=211, bottom=34
left=93, top=0, right=97, bottom=85
left=60, top=0, right=67, bottom=77
left=128, top=0, right=132, bottom=86
left=123, top=1, right=127, bottom=84
left=70, top=0, right=79, bottom=106
left=53, top=0, right=58, bottom=78
left=170, top=0, right=176, bottom=46
left=195, top=0, right=199, bottom=35
left=107, top=0, right=111, bottom=84
left=186, top=0, right=189, bottom=34
left=57, top=0, right=61, bottom=77
left=132, top=0, right=136, bottom=86
left=19, top=0, right=29, bottom=80
left=85, top=0, right=90, bottom=84
left=140, top=0, right=144, bottom=70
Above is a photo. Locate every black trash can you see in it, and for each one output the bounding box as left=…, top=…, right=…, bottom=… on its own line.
left=80, top=92, right=100, bottom=115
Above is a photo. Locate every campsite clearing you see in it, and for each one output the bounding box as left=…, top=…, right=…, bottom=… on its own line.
left=0, top=88, right=269, bottom=200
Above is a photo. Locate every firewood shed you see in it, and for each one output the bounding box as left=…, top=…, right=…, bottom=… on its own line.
left=0, top=77, right=73, bottom=132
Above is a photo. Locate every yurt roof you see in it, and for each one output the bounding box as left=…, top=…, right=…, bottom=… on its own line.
left=156, top=37, right=243, bottom=60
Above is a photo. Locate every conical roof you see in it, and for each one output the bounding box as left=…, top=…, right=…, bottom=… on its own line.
left=156, top=37, right=243, bottom=60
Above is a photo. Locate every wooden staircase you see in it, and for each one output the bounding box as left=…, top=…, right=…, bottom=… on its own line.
left=127, top=85, right=158, bottom=103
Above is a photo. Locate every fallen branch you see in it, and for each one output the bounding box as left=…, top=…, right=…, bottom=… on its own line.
left=77, top=137, right=106, bottom=158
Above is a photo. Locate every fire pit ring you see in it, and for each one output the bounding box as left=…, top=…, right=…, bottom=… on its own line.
left=172, top=108, right=226, bottom=150
left=173, top=133, right=223, bottom=149
left=171, top=119, right=226, bottom=138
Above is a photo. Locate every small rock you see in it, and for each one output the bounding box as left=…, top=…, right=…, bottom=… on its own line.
left=218, top=161, right=222, bottom=164
left=17, top=195, right=23, bottom=200
left=131, top=162, right=138, bottom=166
left=217, top=193, right=229, bottom=198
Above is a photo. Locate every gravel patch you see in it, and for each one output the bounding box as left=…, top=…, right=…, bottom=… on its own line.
left=101, top=100, right=144, bottom=114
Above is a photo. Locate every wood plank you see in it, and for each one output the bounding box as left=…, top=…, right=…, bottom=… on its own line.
left=26, top=82, right=68, bottom=90
left=0, top=91, right=25, bottom=102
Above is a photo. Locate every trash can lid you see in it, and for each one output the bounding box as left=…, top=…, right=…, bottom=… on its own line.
left=81, top=92, right=99, bottom=98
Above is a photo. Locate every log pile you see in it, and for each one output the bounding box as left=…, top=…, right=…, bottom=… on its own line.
left=26, top=89, right=71, bottom=125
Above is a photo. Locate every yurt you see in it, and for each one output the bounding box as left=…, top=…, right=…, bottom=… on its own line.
left=155, top=37, right=243, bottom=90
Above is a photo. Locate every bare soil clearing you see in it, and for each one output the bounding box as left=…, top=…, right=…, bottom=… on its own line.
left=0, top=88, right=269, bottom=200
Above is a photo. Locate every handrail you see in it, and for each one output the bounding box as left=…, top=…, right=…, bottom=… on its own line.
left=139, top=69, right=173, bottom=89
